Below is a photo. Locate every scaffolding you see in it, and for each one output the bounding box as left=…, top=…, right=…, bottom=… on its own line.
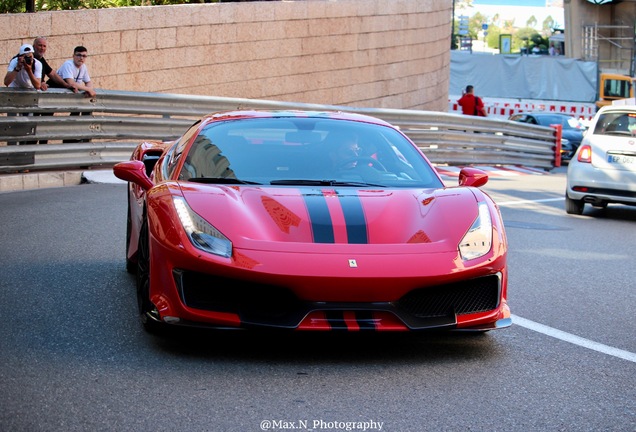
left=582, top=22, right=635, bottom=75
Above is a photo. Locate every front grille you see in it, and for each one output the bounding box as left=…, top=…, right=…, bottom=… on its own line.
left=173, top=270, right=501, bottom=330
left=396, top=275, right=500, bottom=318
left=173, top=270, right=304, bottom=327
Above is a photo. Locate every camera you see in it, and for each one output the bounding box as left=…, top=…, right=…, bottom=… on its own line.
left=24, top=56, right=32, bottom=65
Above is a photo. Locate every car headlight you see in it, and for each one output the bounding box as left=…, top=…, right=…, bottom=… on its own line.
left=173, top=196, right=232, bottom=258
left=459, top=202, right=492, bottom=261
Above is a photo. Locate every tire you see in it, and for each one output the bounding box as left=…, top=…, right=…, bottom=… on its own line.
left=565, top=194, right=584, bottom=215
left=125, top=189, right=136, bottom=274
left=136, top=215, right=165, bottom=334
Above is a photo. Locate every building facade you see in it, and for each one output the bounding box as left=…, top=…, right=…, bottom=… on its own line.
left=0, top=0, right=452, bottom=112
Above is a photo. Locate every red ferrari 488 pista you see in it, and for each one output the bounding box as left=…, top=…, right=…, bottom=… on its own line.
left=114, top=110, right=511, bottom=334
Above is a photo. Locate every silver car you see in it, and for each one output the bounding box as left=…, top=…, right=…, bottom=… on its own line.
left=566, top=105, right=636, bottom=215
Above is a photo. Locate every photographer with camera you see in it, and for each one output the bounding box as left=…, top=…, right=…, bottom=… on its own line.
left=4, top=44, right=42, bottom=90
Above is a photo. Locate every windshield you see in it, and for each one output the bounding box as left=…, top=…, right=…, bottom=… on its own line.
left=594, top=111, right=636, bottom=136
left=178, top=117, right=443, bottom=188
left=535, top=115, right=583, bottom=131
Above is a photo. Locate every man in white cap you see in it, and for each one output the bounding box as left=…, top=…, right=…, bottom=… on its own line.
left=4, top=43, right=42, bottom=90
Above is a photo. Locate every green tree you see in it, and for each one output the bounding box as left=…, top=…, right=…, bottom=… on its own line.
left=0, top=0, right=26, bottom=13
left=3, top=0, right=219, bottom=12
left=502, top=18, right=516, bottom=34
left=454, top=0, right=474, bottom=14
left=486, top=25, right=501, bottom=50
left=514, top=27, right=536, bottom=51
left=492, top=13, right=500, bottom=27
left=469, top=12, right=488, bottom=39
left=513, top=27, right=549, bottom=53
left=542, top=16, right=556, bottom=36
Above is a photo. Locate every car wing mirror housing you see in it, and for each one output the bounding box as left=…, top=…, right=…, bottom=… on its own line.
left=458, top=167, right=489, bottom=187
left=113, top=160, right=154, bottom=191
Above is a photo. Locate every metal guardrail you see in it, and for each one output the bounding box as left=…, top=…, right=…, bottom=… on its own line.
left=0, top=88, right=560, bottom=173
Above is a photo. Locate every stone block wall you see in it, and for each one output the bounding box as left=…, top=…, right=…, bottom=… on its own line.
left=0, top=0, right=452, bottom=111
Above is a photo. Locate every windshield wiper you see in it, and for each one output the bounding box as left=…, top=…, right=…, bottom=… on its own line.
left=270, top=179, right=386, bottom=187
left=188, top=177, right=262, bottom=185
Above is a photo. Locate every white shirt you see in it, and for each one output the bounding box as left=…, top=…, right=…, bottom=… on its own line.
left=7, top=57, right=43, bottom=89
left=57, top=59, right=91, bottom=84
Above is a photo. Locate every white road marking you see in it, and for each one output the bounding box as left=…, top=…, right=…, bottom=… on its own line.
left=502, top=165, right=547, bottom=175
left=497, top=197, right=563, bottom=206
left=512, top=314, right=636, bottom=363
left=481, top=191, right=635, bottom=363
left=472, top=165, right=521, bottom=176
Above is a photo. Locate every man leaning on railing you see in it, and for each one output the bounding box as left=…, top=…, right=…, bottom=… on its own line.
left=57, top=45, right=97, bottom=143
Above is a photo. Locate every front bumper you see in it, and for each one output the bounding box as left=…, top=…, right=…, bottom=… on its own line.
left=147, top=269, right=510, bottom=332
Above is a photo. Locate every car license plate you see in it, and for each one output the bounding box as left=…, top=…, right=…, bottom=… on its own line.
left=607, top=154, right=635, bottom=164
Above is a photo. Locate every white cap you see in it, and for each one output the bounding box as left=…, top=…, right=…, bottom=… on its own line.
left=19, top=44, right=34, bottom=55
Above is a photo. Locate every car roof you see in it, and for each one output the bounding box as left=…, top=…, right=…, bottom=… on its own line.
left=199, top=110, right=394, bottom=128
left=596, top=105, right=636, bottom=115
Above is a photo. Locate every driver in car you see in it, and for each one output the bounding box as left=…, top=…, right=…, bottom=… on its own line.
left=327, top=132, right=362, bottom=169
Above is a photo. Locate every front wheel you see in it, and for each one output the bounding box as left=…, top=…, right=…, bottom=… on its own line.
left=136, top=216, right=165, bottom=334
left=565, top=194, right=584, bottom=215
left=125, top=190, right=136, bottom=273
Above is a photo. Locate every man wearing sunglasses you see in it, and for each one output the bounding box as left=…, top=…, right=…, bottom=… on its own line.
left=56, top=46, right=96, bottom=98
left=4, top=44, right=42, bottom=90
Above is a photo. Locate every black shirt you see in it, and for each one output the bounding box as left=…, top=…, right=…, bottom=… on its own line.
left=36, top=56, right=53, bottom=81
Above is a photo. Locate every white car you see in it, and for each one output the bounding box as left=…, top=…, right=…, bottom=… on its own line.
left=566, top=105, right=636, bottom=215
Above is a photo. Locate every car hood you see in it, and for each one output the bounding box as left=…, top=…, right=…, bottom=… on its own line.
left=177, top=184, right=483, bottom=253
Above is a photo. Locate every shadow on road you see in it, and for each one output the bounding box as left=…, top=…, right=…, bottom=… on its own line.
left=144, top=326, right=509, bottom=365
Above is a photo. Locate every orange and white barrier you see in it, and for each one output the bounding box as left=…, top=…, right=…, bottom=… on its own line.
left=448, top=96, right=596, bottom=121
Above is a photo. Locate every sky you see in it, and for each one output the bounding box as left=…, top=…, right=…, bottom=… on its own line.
left=463, top=1, right=564, bottom=30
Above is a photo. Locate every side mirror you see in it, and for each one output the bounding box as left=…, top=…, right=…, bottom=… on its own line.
left=113, top=160, right=154, bottom=191
left=458, top=167, right=488, bottom=187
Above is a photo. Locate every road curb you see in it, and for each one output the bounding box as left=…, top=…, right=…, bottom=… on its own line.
left=0, top=169, right=123, bottom=193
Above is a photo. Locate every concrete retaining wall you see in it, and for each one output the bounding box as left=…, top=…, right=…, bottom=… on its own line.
left=0, top=0, right=451, bottom=112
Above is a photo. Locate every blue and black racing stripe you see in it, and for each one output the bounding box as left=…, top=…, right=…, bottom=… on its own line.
left=303, top=190, right=368, bottom=244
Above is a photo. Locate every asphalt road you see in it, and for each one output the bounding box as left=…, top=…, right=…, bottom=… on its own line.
left=0, top=169, right=634, bottom=432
